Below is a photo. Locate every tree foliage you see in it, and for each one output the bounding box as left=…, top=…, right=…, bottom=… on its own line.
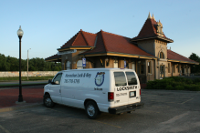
left=0, top=53, right=61, bottom=71
left=189, top=53, right=200, bottom=73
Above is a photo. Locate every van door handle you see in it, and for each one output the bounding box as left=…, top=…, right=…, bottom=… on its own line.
left=59, top=89, right=61, bottom=93
left=102, top=92, right=106, bottom=94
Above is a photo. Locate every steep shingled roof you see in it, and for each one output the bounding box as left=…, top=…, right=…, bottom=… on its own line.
left=132, top=17, right=173, bottom=43
left=59, top=30, right=96, bottom=50
left=167, top=49, right=198, bottom=64
left=82, top=30, right=154, bottom=57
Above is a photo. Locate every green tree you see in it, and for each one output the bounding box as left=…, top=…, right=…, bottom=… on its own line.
left=0, top=53, right=62, bottom=71
left=189, top=53, right=200, bottom=73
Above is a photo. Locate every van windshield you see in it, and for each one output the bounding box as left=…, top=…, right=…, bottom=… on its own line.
left=114, top=72, right=127, bottom=86
left=125, top=72, right=137, bottom=85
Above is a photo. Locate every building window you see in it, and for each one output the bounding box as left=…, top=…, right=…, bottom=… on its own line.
left=160, top=52, right=164, bottom=59
left=141, top=64, right=144, bottom=74
left=177, top=65, right=180, bottom=73
left=168, top=63, right=170, bottom=73
left=65, top=61, right=71, bottom=70
left=172, top=64, right=175, bottom=73
left=148, top=61, right=151, bottom=74
left=132, top=62, right=135, bottom=71
left=77, top=60, right=83, bottom=69
left=114, top=59, right=118, bottom=68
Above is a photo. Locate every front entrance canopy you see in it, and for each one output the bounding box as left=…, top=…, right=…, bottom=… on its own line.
left=45, top=54, right=61, bottom=62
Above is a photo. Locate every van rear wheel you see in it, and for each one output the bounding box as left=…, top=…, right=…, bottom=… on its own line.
left=85, top=101, right=99, bottom=119
left=43, top=94, right=55, bottom=108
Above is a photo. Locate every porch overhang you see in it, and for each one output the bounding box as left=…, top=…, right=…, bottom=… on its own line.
left=80, top=52, right=156, bottom=60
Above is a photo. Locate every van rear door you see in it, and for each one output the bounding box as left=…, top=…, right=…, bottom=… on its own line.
left=125, top=71, right=140, bottom=104
left=113, top=72, right=129, bottom=107
left=113, top=71, right=140, bottom=107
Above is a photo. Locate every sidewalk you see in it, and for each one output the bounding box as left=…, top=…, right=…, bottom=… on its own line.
left=0, top=85, right=44, bottom=112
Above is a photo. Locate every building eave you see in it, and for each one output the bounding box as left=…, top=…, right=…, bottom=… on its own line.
left=168, top=59, right=199, bottom=65
left=58, top=46, right=93, bottom=52
left=80, top=52, right=156, bottom=59
left=45, top=58, right=61, bottom=62
left=131, top=36, right=173, bottom=43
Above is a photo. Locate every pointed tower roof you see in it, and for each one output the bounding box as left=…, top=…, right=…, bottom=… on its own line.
left=148, top=12, right=151, bottom=19
left=132, top=13, right=173, bottom=43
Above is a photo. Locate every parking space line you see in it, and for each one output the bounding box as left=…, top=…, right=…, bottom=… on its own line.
left=0, top=125, right=10, bottom=133
left=180, top=98, right=193, bottom=104
left=95, top=120, right=121, bottom=129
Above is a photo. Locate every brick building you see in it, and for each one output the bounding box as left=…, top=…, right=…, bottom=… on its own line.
left=45, top=13, right=198, bottom=83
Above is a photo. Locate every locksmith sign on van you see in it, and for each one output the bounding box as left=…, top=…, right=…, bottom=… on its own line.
left=43, top=68, right=144, bottom=119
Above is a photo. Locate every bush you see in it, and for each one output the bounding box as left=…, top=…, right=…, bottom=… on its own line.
left=166, top=84, right=173, bottom=90
left=189, top=84, right=200, bottom=91
left=146, top=76, right=200, bottom=91
left=175, top=85, right=184, bottom=90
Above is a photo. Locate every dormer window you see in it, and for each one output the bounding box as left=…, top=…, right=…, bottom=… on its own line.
left=156, top=20, right=164, bottom=37
left=160, top=52, right=164, bottom=59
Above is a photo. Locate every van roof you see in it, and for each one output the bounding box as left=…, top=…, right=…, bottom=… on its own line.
left=61, top=68, right=134, bottom=72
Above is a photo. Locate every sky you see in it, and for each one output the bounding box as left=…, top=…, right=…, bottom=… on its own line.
left=1, top=0, right=200, bottom=60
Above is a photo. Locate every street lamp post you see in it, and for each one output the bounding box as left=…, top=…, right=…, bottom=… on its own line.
left=17, top=26, right=24, bottom=102
left=27, top=48, right=31, bottom=80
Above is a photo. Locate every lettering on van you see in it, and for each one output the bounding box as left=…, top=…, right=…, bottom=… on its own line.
left=94, top=88, right=103, bottom=91
left=65, top=73, right=91, bottom=78
left=64, top=79, right=80, bottom=84
left=116, top=93, right=127, bottom=97
left=116, top=86, right=137, bottom=91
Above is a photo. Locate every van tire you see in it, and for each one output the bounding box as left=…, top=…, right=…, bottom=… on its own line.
left=85, top=101, right=99, bottom=119
left=43, top=94, right=55, bottom=108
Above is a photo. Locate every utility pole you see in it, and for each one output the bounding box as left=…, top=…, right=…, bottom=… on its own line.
left=27, top=48, right=31, bottom=80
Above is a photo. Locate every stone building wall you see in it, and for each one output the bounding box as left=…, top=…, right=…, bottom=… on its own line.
left=0, top=71, right=59, bottom=77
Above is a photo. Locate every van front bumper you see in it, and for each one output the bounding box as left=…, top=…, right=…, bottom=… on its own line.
left=108, top=102, right=144, bottom=114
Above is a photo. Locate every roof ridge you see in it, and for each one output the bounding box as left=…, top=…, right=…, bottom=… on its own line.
left=100, top=30, right=108, bottom=52
left=100, top=30, right=131, bottom=39
left=80, top=30, right=90, bottom=46
left=71, top=31, right=81, bottom=46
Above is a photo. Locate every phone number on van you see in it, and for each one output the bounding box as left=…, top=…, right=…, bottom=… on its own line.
left=64, top=79, right=80, bottom=84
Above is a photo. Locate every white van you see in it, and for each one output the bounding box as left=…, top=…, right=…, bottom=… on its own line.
left=43, top=68, right=143, bottom=119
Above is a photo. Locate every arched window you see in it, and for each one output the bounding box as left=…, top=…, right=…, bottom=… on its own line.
left=148, top=61, right=151, bottom=74
left=160, top=52, right=164, bottom=59
left=77, top=60, right=83, bottom=69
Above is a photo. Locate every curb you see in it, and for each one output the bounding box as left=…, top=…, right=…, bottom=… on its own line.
left=0, top=103, right=43, bottom=113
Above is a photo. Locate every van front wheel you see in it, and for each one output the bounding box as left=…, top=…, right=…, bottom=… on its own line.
left=43, top=94, right=55, bottom=108
left=85, top=101, right=99, bottom=119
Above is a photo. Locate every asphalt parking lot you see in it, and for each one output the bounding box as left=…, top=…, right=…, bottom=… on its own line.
left=0, top=89, right=200, bottom=133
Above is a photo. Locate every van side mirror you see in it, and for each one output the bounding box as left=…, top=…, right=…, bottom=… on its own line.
left=48, top=79, right=52, bottom=84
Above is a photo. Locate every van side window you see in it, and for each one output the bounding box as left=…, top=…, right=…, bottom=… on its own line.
left=114, top=72, right=127, bottom=86
left=52, top=73, right=62, bottom=85
left=125, top=72, right=137, bottom=85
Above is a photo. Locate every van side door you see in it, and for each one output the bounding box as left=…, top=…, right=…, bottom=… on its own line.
left=48, top=73, right=62, bottom=104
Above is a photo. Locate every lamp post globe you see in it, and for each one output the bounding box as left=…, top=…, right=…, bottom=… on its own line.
left=17, top=25, right=24, bottom=102
left=17, top=26, right=24, bottom=38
